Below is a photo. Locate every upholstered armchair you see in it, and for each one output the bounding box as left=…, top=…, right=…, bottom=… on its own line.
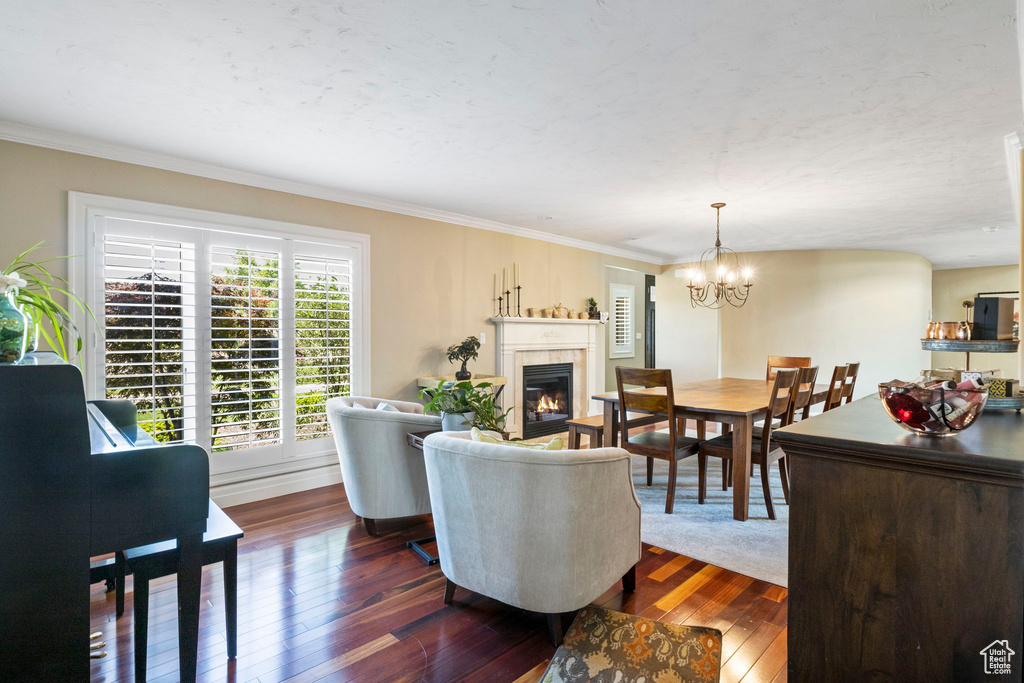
left=326, top=396, right=441, bottom=535
left=421, top=432, right=642, bottom=644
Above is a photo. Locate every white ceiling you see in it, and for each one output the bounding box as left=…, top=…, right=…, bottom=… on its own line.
left=1, top=0, right=1022, bottom=268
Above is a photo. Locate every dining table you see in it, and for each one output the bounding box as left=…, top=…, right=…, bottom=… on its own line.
left=592, top=377, right=829, bottom=521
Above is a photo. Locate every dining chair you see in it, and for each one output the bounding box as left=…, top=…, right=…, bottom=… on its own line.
left=615, top=367, right=702, bottom=514
left=766, top=355, right=812, bottom=381
left=823, top=364, right=850, bottom=412
left=698, top=368, right=798, bottom=520
left=841, top=361, right=860, bottom=404
left=788, top=365, right=821, bottom=422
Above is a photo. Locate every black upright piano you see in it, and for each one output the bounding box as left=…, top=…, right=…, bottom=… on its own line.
left=0, top=354, right=210, bottom=681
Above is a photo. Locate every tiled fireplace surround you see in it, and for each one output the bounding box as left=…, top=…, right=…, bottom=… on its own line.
left=490, top=317, right=600, bottom=437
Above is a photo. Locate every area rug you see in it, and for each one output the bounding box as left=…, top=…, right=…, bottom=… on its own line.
left=541, top=605, right=722, bottom=683
left=632, top=454, right=789, bottom=587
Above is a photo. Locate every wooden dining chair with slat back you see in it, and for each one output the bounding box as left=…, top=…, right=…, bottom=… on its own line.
left=823, top=364, right=850, bottom=412
left=615, top=367, right=702, bottom=514
left=766, top=355, right=812, bottom=381
left=788, top=365, right=820, bottom=422
left=841, top=362, right=860, bottom=404
left=698, top=368, right=799, bottom=520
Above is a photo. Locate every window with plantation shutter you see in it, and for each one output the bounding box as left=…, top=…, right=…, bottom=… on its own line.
left=101, top=227, right=197, bottom=444
left=78, top=196, right=368, bottom=479
left=609, top=283, right=635, bottom=358
left=294, top=252, right=352, bottom=441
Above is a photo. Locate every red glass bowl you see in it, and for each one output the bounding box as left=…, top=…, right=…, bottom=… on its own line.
left=878, top=383, right=988, bottom=437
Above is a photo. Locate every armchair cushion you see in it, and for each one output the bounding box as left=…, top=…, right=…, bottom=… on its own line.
left=470, top=427, right=564, bottom=450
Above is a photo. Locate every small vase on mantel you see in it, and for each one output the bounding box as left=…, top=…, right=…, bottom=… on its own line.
left=0, top=292, right=27, bottom=363
left=455, top=361, right=472, bottom=381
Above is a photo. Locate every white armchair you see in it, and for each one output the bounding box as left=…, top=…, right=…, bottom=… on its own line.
left=326, top=396, right=441, bottom=535
left=421, top=432, right=642, bottom=643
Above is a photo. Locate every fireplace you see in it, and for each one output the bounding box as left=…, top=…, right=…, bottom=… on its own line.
left=522, top=362, right=574, bottom=439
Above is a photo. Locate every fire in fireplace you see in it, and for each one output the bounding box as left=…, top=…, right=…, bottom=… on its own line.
left=522, top=362, right=573, bottom=438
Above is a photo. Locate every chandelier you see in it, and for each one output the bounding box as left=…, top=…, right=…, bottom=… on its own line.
left=679, top=203, right=753, bottom=309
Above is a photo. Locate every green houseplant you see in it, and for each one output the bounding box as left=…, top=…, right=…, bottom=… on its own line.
left=2, top=242, right=93, bottom=361
left=446, top=336, right=480, bottom=381
left=586, top=297, right=600, bottom=320
left=420, top=379, right=511, bottom=433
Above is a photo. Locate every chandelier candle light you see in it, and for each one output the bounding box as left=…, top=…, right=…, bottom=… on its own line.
left=681, top=202, right=754, bottom=309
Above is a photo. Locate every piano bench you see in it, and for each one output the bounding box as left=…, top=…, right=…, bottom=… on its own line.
left=114, top=500, right=243, bottom=681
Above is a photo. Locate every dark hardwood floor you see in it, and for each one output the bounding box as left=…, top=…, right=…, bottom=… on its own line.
left=89, top=484, right=788, bottom=682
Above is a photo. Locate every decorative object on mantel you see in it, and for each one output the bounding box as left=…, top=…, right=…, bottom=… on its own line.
left=677, top=203, right=754, bottom=309
left=493, top=263, right=522, bottom=317
left=586, top=297, right=599, bottom=320
left=552, top=303, right=569, bottom=319
left=878, top=378, right=988, bottom=436
left=2, top=242, right=94, bottom=362
left=445, top=336, right=480, bottom=380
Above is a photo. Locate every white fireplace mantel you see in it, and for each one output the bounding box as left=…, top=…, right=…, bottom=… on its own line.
left=489, top=317, right=600, bottom=436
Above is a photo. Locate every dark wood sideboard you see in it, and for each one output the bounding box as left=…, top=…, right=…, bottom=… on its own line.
left=774, top=396, right=1024, bottom=682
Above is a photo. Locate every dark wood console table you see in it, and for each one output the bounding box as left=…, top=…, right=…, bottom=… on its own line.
left=774, top=397, right=1024, bottom=682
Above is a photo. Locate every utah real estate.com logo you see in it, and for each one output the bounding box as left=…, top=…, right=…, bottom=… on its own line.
left=980, top=640, right=1015, bottom=675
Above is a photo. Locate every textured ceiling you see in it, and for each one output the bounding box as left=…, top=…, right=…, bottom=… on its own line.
left=1, top=0, right=1021, bottom=268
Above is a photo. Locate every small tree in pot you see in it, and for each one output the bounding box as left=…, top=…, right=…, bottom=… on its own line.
left=446, top=336, right=480, bottom=380
left=586, top=297, right=600, bottom=320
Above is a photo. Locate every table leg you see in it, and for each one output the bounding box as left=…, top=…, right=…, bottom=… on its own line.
left=177, top=534, right=203, bottom=683
left=134, top=567, right=149, bottom=683
left=602, top=400, right=617, bottom=447
left=225, top=538, right=238, bottom=660
left=731, top=417, right=752, bottom=521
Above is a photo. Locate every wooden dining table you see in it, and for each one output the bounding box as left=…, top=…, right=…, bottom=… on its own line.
left=592, top=377, right=829, bottom=521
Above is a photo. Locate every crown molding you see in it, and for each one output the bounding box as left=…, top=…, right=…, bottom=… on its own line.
left=0, top=120, right=667, bottom=265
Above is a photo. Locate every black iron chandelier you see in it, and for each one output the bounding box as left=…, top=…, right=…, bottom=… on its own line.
left=680, top=203, right=753, bottom=309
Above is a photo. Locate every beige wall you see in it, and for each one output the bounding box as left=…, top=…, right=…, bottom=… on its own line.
left=718, top=250, right=932, bottom=397
left=0, top=140, right=659, bottom=401
left=931, top=265, right=1020, bottom=378
left=603, top=266, right=648, bottom=390
left=654, top=262, right=720, bottom=385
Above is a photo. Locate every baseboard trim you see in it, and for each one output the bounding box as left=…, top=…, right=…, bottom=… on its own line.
left=211, top=463, right=343, bottom=508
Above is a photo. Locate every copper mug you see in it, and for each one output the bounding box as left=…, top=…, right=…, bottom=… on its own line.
left=935, top=322, right=959, bottom=340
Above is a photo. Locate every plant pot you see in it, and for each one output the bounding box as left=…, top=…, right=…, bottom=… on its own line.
left=455, top=361, right=471, bottom=381
left=441, top=411, right=475, bottom=431
left=588, top=306, right=600, bottom=320
left=0, top=292, right=27, bottom=363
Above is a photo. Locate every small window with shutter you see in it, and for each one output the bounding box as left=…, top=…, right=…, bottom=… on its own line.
left=609, top=283, right=635, bottom=358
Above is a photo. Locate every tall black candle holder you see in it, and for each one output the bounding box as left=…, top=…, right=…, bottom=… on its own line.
left=497, top=295, right=504, bottom=317
left=515, top=285, right=522, bottom=317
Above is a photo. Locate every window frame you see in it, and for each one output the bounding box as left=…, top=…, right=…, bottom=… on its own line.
left=608, top=283, right=635, bottom=359
left=68, top=192, right=370, bottom=480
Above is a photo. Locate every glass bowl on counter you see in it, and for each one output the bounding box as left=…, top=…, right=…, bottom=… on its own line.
left=878, top=381, right=988, bottom=437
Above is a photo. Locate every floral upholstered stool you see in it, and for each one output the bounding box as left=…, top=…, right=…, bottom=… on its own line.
left=541, top=606, right=722, bottom=683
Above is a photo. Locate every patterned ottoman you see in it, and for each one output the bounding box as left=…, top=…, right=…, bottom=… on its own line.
left=541, top=605, right=722, bottom=683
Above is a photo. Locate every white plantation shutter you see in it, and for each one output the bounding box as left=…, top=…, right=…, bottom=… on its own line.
left=101, top=226, right=198, bottom=444
left=85, top=206, right=366, bottom=478
left=209, top=244, right=282, bottom=452
left=609, top=284, right=635, bottom=358
left=294, top=252, right=352, bottom=441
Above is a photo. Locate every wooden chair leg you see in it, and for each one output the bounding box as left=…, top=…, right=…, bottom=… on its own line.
left=697, top=420, right=707, bottom=439
left=646, top=457, right=653, bottom=486
left=721, top=458, right=729, bottom=490
left=761, top=460, right=776, bottom=520
left=697, top=453, right=707, bottom=504
left=779, top=456, right=791, bottom=504
left=665, top=458, right=678, bottom=514
left=727, top=459, right=734, bottom=486
left=363, top=517, right=377, bottom=536
left=622, top=564, right=637, bottom=592
left=443, top=578, right=457, bottom=604
left=547, top=613, right=565, bottom=646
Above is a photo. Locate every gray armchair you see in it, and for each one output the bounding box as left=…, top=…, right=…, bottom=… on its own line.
left=422, top=431, right=642, bottom=643
left=326, top=396, right=441, bottom=535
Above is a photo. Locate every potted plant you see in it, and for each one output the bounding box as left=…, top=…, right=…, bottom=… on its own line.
left=586, top=297, right=600, bottom=320
left=1, top=242, right=93, bottom=362
left=462, top=381, right=512, bottom=435
left=446, top=336, right=481, bottom=381
left=420, top=380, right=477, bottom=431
